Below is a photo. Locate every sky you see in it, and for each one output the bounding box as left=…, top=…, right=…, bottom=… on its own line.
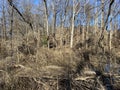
left=31, top=0, right=120, bottom=29
left=33, top=0, right=95, bottom=5
left=33, top=0, right=39, bottom=5
left=0, top=0, right=119, bottom=29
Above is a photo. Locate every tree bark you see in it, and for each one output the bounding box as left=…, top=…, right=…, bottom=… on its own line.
left=2, top=0, right=7, bottom=40
left=95, top=0, right=98, bottom=34
left=43, top=0, right=49, bottom=48
left=109, top=10, right=113, bottom=52
left=70, top=0, right=75, bottom=48
left=43, top=0, right=49, bottom=36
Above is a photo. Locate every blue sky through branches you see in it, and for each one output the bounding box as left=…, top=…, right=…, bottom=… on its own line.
left=31, top=0, right=120, bottom=29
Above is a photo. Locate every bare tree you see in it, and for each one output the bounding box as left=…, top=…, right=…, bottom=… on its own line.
left=101, top=0, right=104, bottom=30
left=43, top=0, right=49, bottom=36
left=60, top=0, right=69, bottom=46
left=51, top=0, right=60, bottom=35
left=85, top=3, right=92, bottom=49
left=70, top=0, right=81, bottom=48
left=97, top=0, right=115, bottom=52
left=10, top=1, right=14, bottom=40
left=94, top=0, right=98, bottom=34
left=108, top=2, right=114, bottom=52
left=101, top=0, right=114, bottom=33
left=43, top=0, right=50, bottom=48
left=81, top=0, right=89, bottom=44
left=2, top=0, right=7, bottom=40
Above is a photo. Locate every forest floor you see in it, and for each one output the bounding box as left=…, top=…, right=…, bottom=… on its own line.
left=0, top=31, right=120, bottom=90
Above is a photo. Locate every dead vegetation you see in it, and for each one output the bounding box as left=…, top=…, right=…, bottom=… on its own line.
left=0, top=30, right=120, bottom=90
left=0, top=0, right=120, bottom=89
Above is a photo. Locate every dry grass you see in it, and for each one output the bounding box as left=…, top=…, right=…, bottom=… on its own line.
left=0, top=30, right=120, bottom=90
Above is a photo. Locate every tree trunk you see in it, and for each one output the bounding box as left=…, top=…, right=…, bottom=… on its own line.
left=82, top=24, right=85, bottom=43
left=95, top=0, right=98, bottom=34
left=52, top=8, right=56, bottom=35
left=101, top=0, right=104, bottom=30
left=43, top=0, right=49, bottom=48
left=109, top=11, right=113, bottom=52
left=2, top=0, right=7, bottom=40
left=70, top=10, right=75, bottom=48
left=70, top=0, right=75, bottom=48
left=96, top=0, right=105, bottom=53
left=60, top=16, right=64, bottom=47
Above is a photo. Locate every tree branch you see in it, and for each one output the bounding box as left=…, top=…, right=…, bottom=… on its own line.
left=7, top=0, right=33, bottom=30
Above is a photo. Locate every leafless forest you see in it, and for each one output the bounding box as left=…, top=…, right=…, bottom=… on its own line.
left=0, top=0, right=120, bottom=90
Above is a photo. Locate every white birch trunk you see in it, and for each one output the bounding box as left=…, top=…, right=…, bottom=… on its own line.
left=70, top=0, right=75, bottom=48
left=109, top=12, right=113, bottom=51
